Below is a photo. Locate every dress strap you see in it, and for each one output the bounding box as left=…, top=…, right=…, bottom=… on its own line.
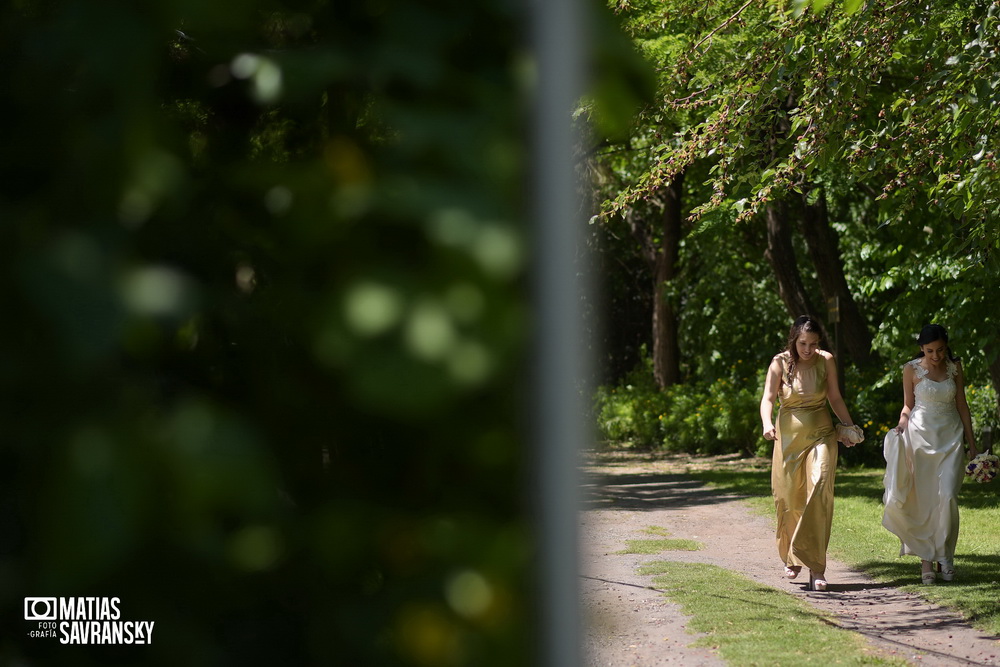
left=947, top=359, right=958, bottom=378
left=908, top=358, right=928, bottom=380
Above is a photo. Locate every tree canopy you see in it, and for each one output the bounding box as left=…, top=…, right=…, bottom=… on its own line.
left=588, top=0, right=999, bottom=453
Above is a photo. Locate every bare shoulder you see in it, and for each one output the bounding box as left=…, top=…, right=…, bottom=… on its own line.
left=766, top=358, right=783, bottom=379
left=818, top=350, right=835, bottom=363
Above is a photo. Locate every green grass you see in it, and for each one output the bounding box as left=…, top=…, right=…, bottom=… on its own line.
left=639, top=561, right=907, bottom=665
left=615, top=525, right=703, bottom=553
left=688, top=466, right=1000, bottom=637
left=617, top=537, right=703, bottom=554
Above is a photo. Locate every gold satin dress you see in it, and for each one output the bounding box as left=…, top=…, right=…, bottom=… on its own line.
left=770, top=352, right=838, bottom=574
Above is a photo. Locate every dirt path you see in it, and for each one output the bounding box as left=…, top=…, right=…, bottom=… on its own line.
left=581, top=452, right=1000, bottom=666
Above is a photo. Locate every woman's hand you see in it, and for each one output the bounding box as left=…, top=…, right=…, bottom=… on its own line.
left=762, top=426, right=776, bottom=441
left=894, top=418, right=907, bottom=434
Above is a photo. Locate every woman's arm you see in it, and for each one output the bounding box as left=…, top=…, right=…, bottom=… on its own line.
left=953, top=361, right=979, bottom=458
left=760, top=357, right=782, bottom=441
left=895, top=363, right=915, bottom=434
left=823, top=352, right=855, bottom=428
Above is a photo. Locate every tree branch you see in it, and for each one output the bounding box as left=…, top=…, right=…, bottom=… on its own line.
left=693, top=0, right=755, bottom=52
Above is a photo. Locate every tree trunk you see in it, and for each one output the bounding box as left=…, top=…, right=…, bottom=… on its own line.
left=651, top=174, right=684, bottom=388
left=763, top=200, right=816, bottom=319
left=799, top=194, right=875, bottom=366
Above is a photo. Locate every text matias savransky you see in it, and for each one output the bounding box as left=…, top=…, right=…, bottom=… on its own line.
left=24, top=596, right=155, bottom=645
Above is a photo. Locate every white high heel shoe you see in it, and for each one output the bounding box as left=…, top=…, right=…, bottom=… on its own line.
left=808, top=571, right=827, bottom=591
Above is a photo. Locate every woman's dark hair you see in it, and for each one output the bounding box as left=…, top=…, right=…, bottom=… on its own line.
left=914, top=324, right=960, bottom=361
left=783, top=315, right=829, bottom=381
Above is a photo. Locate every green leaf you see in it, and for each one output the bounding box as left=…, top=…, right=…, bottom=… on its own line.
left=844, top=0, right=863, bottom=14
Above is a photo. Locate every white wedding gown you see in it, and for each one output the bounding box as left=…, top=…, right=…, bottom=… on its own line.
left=882, top=359, right=966, bottom=563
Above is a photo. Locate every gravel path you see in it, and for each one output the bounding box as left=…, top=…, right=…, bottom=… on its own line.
left=581, top=452, right=1000, bottom=666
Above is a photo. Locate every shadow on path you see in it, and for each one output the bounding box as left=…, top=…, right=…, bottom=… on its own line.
left=582, top=471, right=750, bottom=511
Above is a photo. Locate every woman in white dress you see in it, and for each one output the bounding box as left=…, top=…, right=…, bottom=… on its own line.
left=882, top=324, right=979, bottom=584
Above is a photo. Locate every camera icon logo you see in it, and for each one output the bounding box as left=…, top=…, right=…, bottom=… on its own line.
left=24, top=598, right=57, bottom=621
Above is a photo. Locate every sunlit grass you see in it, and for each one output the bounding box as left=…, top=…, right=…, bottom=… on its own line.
left=617, top=537, right=702, bottom=554
left=615, top=525, right=704, bottom=553
left=688, top=465, right=1000, bottom=637
left=639, top=561, right=907, bottom=666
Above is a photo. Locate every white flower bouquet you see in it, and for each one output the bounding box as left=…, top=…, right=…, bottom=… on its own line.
left=965, top=452, right=1000, bottom=484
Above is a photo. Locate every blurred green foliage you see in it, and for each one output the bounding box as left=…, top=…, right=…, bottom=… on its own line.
left=0, top=0, right=616, bottom=664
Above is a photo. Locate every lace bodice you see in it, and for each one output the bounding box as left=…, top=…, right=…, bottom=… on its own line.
left=909, top=358, right=957, bottom=414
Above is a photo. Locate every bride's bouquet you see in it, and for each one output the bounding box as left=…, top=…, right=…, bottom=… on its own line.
left=965, top=452, right=1000, bottom=483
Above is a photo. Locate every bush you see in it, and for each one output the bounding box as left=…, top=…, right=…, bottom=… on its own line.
left=967, top=383, right=1000, bottom=448
left=840, top=363, right=900, bottom=467
left=594, top=351, right=1000, bottom=461
left=593, top=357, right=670, bottom=448
left=708, top=378, right=761, bottom=455
left=594, top=354, right=763, bottom=455
left=841, top=364, right=1000, bottom=465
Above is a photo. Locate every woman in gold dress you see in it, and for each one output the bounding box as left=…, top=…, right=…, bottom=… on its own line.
left=759, top=316, right=862, bottom=591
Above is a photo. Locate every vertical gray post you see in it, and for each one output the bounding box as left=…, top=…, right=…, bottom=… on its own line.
left=529, top=0, right=586, bottom=665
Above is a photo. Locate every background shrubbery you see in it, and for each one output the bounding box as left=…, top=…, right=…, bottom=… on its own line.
left=594, top=349, right=760, bottom=456
left=595, top=349, right=1000, bottom=466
